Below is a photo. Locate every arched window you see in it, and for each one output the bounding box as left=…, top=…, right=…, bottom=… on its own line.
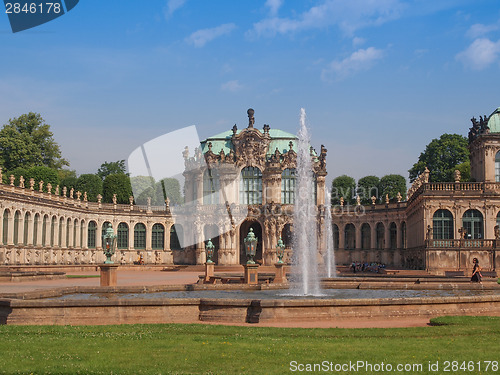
left=281, top=168, right=296, bottom=204
left=152, top=223, right=164, bottom=250
left=24, top=212, right=30, bottom=245
left=14, top=211, right=20, bottom=245
left=117, top=223, right=129, bottom=249
left=33, top=214, right=40, bottom=246
left=50, top=216, right=56, bottom=247
left=88, top=221, right=97, bottom=249
left=332, top=224, right=339, bottom=249
left=59, top=217, right=64, bottom=247
left=282, top=223, right=293, bottom=248
left=240, top=167, right=262, bottom=204
left=203, top=169, right=220, bottom=204
left=496, top=151, right=500, bottom=182
left=361, top=223, right=370, bottom=249
left=170, top=225, right=182, bottom=250
left=433, top=209, right=454, bottom=240
left=2, top=209, right=9, bottom=245
left=42, top=215, right=48, bottom=247
left=376, top=222, right=385, bottom=249
left=344, top=224, right=355, bottom=249
left=401, top=221, right=407, bottom=249
left=390, top=222, right=397, bottom=249
left=134, top=223, right=146, bottom=249
left=73, top=219, right=78, bottom=248
left=462, top=209, right=483, bottom=239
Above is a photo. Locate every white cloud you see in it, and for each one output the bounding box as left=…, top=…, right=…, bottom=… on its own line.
left=466, top=22, right=499, bottom=39
left=265, top=0, right=283, bottom=16
left=221, top=80, right=243, bottom=92
left=164, top=0, right=186, bottom=19
left=321, top=47, right=384, bottom=81
left=456, top=38, right=500, bottom=70
left=247, top=0, right=403, bottom=38
left=352, top=37, right=365, bottom=47
left=186, top=23, right=236, bottom=48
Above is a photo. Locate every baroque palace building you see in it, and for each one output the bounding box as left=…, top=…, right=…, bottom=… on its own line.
left=1, top=107, right=500, bottom=275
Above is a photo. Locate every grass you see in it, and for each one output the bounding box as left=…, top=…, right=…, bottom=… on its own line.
left=0, top=316, right=499, bottom=374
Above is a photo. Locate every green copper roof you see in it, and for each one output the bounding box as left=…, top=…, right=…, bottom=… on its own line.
left=200, top=128, right=300, bottom=156
left=488, top=107, right=500, bottom=133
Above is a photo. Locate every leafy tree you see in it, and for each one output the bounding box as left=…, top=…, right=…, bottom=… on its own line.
left=456, top=161, right=471, bottom=182
left=357, top=176, right=380, bottom=204
left=130, top=176, right=156, bottom=205
left=97, top=160, right=127, bottom=180
left=3, top=167, right=28, bottom=185
left=102, top=174, right=133, bottom=204
left=25, top=166, right=60, bottom=192
left=331, top=175, right=356, bottom=204
left=75, top=174, right=103, bottom=201
left=160, top=178, right=183, bottom=205
left=409, top=134, right=469, bottom=182
left=0, top=112, right=68, bottom=171
left=57, top=169, right=77, bottom=181
left=60, top=176, right=78, bottom=194
left=379, top=174, right=407, bottom=201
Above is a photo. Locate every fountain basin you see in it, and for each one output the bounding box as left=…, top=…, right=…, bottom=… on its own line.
left=1, top=282, right=499, bottom=325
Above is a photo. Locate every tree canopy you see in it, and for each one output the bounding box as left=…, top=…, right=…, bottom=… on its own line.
left=408, top=134, right=469, bottom=183
left=380, top=174, right=407, bottom=201
left=357, top=175, right=380, bottom=204
left=0, top=112, right=68, bottom=171
left=76, top=174, right=103, bottom=201
left=102, top=173, right=133, bottom=204
left=331, top=175, right=356, bottom=204
left=97, top=160, right=127, bottom=180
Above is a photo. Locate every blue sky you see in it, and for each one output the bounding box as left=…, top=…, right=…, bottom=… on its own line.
left=1, top=0, right=500, bottom=186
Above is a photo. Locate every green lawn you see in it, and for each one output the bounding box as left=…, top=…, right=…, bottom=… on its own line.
left=0, top=316, right=499, bottom=374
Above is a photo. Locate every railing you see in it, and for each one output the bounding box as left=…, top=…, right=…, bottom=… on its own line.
left=408, top=182, right=500, bottom=202
left=426, top=239, right=497, bottom=249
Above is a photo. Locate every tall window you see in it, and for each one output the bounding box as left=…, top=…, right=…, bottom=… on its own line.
left=134, top=223, right=146, bottom=249
left=401, top=221, right=407, bottom=249
left=281, top=168, right=296, bottom=204
left=2, top=209, right=9, bottom=245
left=117, top=223, right=129, bottom=249
left=389, top=222, right=397, bottom=249
left=170, top=225, right=182, bottom=250
left=88, top=221, right=97, bottom=249
left=50, top=216, right=56, bottom=247
left=433, top=209, right=454, bottom=240
left=496, top=151, right=500, bottom=182
left=376, top=222, right=385, bottom=249
left=34, top=214, right=40, bottom=246
left=58, top=217, right=64, bottom=247
left=344, top=224, right=355, bottom=249
left=361, top=223, right=370, bottom=249
left=42, top=215, right=48, bottom=246
left=240, top=167, right=262, bottom=204
left=24, top=212, right=30, bottom=245
left=14, top=211, right=20, bottom=246
left=152, top=223, right=164, bottom=250
left=462, top=209, right=483, bottom=239
left=203, top=169, right=220, bottom=204
left=332, top=224, right=339, bottom=249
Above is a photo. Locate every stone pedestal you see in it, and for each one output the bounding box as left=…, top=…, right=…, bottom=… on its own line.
left=244, top=263, right=259, bottom=285
left=273, top=263, right=287, bottom=284
left=204, top=262, right=215, bottom=283
left=99, top=264, right=118, bottom=286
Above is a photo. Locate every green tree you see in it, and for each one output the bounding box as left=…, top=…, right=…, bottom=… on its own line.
left=357, top=176, right=380, bottom=204
left=102, top=174, right=133, bottom=204
left=160, top=178, right=183, bottom=205
left=379, top=174, right=407, bottom=201
left=456, top=161, right=471, bottom=182
left=331, top=175, right=356, bottom=205
left=60, top=176, right=78, bottom=194
left=25, top=166, right=60, bottom=192
left=3, top=167, right=28, bottom=185
left=0, top=112, right=68, bottom=171
left=75, top=174, right=103, bottom=201
left=409, top=134, right=469, bottom=182
left=130, top=176, right=156, bottom=205
left=97, top=160, right=127, bottom=180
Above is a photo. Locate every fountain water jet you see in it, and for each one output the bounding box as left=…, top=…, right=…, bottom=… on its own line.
left=324, top=189, right=337, bottom=278
left=290, top=108, right=321, bottom=295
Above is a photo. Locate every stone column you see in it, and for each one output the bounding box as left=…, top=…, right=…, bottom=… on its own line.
left=396, top=222, right=402, bottom=249
left=81, top=221, right=88, bottom=249
left=67, top=220, right=74, bottom=248
left=195, top=175, right=203, bottom=205
left=128, top=222, right=134, bottom=250
left=18, top=213, right=25, bottom=246
left=384, top=221, right=391, bottom=250
left=26, top=215, right=33, bottom=246
left=146, top=222, right=152, bottom=251
left=96, top=222, right=102, bottom=250
left=53, top=219, right=59, bottom=248
left=60, top=220, right=67, bottom=249
left=6, top=212, right=15, bottom=246
left=338, top=223, right=345, bottom=250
